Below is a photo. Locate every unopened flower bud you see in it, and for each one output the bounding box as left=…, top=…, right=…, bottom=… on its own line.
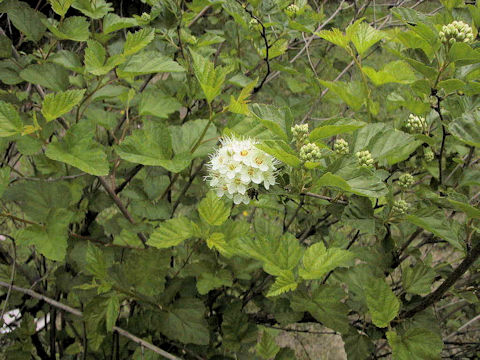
left=285, top=4, right=299, bottom=17
left=300, top=142, right=321, bottom=162
left=334, top=138, right=349, bottom=155
left=398, top=173, right=414, bottom=190
left=356, top=150, right=374, bottom=169
left=440, top=21, right=474, bottom=45
left=424, top=147, right=435, bottom=162
left=392, top=200, right=409, bottom=215
left=291, top=124, right=309, bottom=143
left=405, top=114, right=426, bottom=133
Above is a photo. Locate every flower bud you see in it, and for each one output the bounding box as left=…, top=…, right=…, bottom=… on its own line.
left=285, top=4, right=299, bottom=17
left=291, top=124, right=309, bottom=144
left=392, top=200, right=409, bottom=215
left=334, top=138, right=349, bottom=155
left=424, top=147, right=435, bottom=162
left=398, top=173, right=414, bottom=190
left=356, top=150, right=375, bottom=169
left=405, top=114, right=426, bottom=133
left=300, top=142, right=321, bottom=162
left=440, top=21, right=474, bottom=45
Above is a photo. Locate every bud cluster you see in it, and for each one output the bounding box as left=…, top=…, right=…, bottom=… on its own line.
left=439, top=21, right=474, bottom=45
left=405, top=114, right=426, bottom=133
left=334, top=138, right=349, bottom=155
left=356, top=150, right=375, bottom=169
left=285, top=4, right=300, bottom=17
left=398, top=173, right=414, bottom=190
left=392, top=200, right=409, bottom=215
left=291, top=124, right=309, bottom=144
left=424, top=147, right=435, bottom=162
left=300, top=142, right=321, bottom=162
left=205, top=136, right=278, bottom=205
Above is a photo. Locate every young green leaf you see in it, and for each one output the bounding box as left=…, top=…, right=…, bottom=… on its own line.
left=123, top=28, right=154, bottom=56
left=299, top=242, right=355, bottom=280
left=147, top=217, right=195, bottom=248
left=41, top=89, right=86, bottom=122
left=0, top=101, right=23, bottom=137
left=198, top=191, right=230, bottom=226
left=364, top=278, right=400, bottom=328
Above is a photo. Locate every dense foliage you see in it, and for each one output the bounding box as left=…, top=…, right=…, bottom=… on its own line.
left=0, top=0, right=479, bottom=359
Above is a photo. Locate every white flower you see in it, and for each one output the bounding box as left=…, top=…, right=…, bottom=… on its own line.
left=205, top=136, right=279, bottom=204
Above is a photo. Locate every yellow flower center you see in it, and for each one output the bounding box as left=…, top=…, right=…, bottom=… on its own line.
left=248, top=168, right=255, bottom=175
left=255, top=157, right=264, bottom=165
left=229, top=164, right=236, bottom=170
left=240, top=150, right=249, bottom=156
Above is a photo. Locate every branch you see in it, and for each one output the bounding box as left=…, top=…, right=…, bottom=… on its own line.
left=98, top=176, right=148, bottom=246
left=399, top=240, right=480, bottom=319
left=301, top=192, right=348, bottom=205
left=0, top=280, right=182, bottom=360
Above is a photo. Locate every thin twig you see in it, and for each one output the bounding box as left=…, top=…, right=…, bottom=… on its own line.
left=0, top=281, right=182, bottom=360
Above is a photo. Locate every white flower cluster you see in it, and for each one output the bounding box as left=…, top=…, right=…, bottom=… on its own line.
left=405, top=114, right=426, bottom=133
left=356, top=150, right=375, bottom=169
left=285, top=4, right=300, bottom=17
left=334, top=138, right=349, bottom=155
left=439, top=21, right=474, bottom=45
left=205, top=136, right=278, bottom=205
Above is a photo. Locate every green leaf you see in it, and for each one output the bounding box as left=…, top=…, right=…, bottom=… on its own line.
left=256, top=330, right=280, bottom=360
left=266, top=270, right=298, bottom=297
left=138, top=89, right=181, bottom=119
left=347, top=20, right=384, bottom=56
left=16, top=209, right=72, bottom=261
left=310, top=119, right=365, bottom=141
left=45, top=121, right=110, bottom=176
left=105, top=294, right=120, bottom=332
left=387, top=328, right=443, bottom=360
left=85, top=242, right=108, bottom=278
left=319, top=80, right=365, bottom=110
left=0, top=100, right=23, bottom=137
left=364, top=278, right=400, bottom=328
left=198, top=191, right=230, bottom=226
left=43, top=16, right=90, bottom=41
left=237, top=232, right=303, bottom=276
left=0, top=0, right=46, bottom=42
left=41, top=89, right=86, bottom=122
left=363, top=60, right=416, bottom=86
left=48, top=0, right=74, bottom=17
left=343, top=331, right=374, bottom=360
left=124, top=28, right=154, bottom=56
left=353, top=123, right=421, bottom=165
left=448, top=110, right=480, bottom=147
left=249, top=104, right=292, bottom=142
left=117, top=51, right=184, bottom=77
left=190, top=49, right=232, bottom=104
left=84, top=40, right=124, bottom=76
left=103, top=13, right=138, bottom=34
left=197, top=269, right=232, bottom=295
left=448, top=199, right=480, bottom=219
left=291, top=285, right=350, bottom=333
left=115, top=121, right=191, bottom=172
left=72, top=0, right=113, bottom=19
left=448, top=42, right=480, bottom=65
left=299, top=242, right=355, bottom=280
left=0, top=34, right=12, bottom=58
left=147, top=217, right=194, bottom=248
left=226, top=78, right=257, bottom=115
left=317, top=28, right=350, bottom=50
left=406, top=210, right=462, bottom=250
left=401, top=262, right=435, bottom=296
left=169, top=119, right=217, bottom=158
left=256, top=140, right=301, bottom=167
left=0, top=167, right=11, bottom=198
left=157, top=298, right=210, bottom=345
left=20, top=63, right=70, bottom=91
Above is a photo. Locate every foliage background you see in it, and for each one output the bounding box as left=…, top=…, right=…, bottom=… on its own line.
left=0, top=0, right=479, bottom=359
